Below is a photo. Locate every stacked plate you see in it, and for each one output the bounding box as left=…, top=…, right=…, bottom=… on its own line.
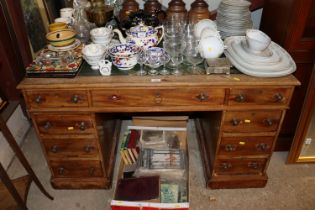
left=224, top=36, right=296, bottom=77
left=216, top=0, right=253, bottom=39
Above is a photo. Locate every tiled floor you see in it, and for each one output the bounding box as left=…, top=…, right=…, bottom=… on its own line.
left=7, top=121, right=315, bottom=210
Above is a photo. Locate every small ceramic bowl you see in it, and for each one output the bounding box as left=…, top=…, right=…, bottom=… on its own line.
left=82, top=44, right=107, bottom=70
left=48, top=22, right=67, bottom=32
left=109, top=44, right=140, bottom=70
left=245, top=29, right=271, bottom=52
left=198, top=36, right=225, bottom=59
left=46, top=29, right=76, bottom=47
left=194, top=19, right=217, bottom=39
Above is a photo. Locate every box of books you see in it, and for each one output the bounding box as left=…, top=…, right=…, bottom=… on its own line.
left=111, top=116, right=189, bottom=210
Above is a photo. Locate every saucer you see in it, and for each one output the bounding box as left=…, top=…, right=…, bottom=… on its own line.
left=48, top=39, right=81, bottom=52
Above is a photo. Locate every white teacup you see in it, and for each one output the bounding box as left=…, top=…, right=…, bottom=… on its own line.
left=55, top=17, right=72, bottom=25
left=98, top=60, right=112, bottom=76
left=200, top=27, right=221, bottom=39
left=60, top=8, right=74, bottom=18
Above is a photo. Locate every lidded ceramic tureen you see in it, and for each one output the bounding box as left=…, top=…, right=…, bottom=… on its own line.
left=113, top=22, right=164, bottom=49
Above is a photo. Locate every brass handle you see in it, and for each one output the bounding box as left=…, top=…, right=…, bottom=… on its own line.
left=111, top=95, right=120, bottom=101
left=225, top=144, right=237, bottom=152
left=79, top=122, right=86, bottom=131
left=235, top=94, right=246, bottom=102
left=58, top=167, right=65, bottom=175
left=84, top=145, right=93, bottom=153
left=263, top=118, right=273, bottom=127
left=71, top=95, right=80, bottom=103
left=51, top=145, right=58, bottom=153
left=154, top=92, right=162, bottom=104
left=43, top=121, right=51, bottom=130
left=220, top=162, right=232, bottom=170
left=256, top=143, right=269, bottom=151
left=231, top=118, right=240, bottom=126
left=88, top=167, right=95, bottom=176
left=274, top=93, right=284, bottom=102
left=196, top=93, right=209, bottom=102
left=35, top=95, right=43, bottom=104
left=248, top=162, right=259, bottom=169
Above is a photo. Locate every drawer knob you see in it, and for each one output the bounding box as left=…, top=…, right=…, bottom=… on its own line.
left=43, top=121, right=52, bottom=130
left=235, top=94, right=246, bottom=103
left=196, top=93, right=209, bottom=102
left=225, top=144, right=237, bottom=152
left=71, top=95, right=80, bottom=103
left=51, top=145, right=58, bottom=153
left=231, top=118, right=240, bottom=126
left=58, top=167, right=65, bottom=175
left=154, top=92, right=162, bottom=104
left=274, top=93, right=284, bottom=102
left=111, top=95, right=120, bottom=101
left=79, top=122, right=86, bottom=131
left=256, top=143, right=269, bottom=151
left=89, top=167, right=95, bottom=176
left=35, top=95, right=43, bottom=104
left=263, top=118, right=273, bottom=127
left=84, top=145, right=93, bottom=153
left=220, top=162, right=232, bottom=170
left=248, top=162, right=259, bottom=169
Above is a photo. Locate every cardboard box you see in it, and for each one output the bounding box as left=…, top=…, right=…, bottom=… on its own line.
left=111, top=116, right=189, bottom=210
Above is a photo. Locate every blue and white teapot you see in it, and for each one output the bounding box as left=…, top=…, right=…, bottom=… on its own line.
left=113, top=22, right=164, bottom=49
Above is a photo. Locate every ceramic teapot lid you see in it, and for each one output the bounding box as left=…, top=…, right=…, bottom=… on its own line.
left=127, top=22, right=156, bottom=37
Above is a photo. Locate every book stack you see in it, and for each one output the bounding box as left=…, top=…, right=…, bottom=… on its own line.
left=120, top=130, right=140, bottom=165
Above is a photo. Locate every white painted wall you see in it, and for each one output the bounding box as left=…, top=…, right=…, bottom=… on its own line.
left=0, top=105, right=30, bottom=169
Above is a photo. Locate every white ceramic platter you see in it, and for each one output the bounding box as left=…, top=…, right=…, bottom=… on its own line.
left=224, top=36, right=296, bottom=76
left=225, top=50, right=296, bottom=77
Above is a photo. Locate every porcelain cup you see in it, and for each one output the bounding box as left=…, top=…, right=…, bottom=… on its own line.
left=60, top=8, right=74, bottom=18
left=245, top=29, right=271, bottom=52
left=98, top=60, right=112, bottom=76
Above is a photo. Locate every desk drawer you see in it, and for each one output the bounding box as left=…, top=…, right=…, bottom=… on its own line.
left=43, top=137, right=99, bottom=160
left=214, top=158, right=267, bottom=175
left=51, top=160, right=103, bottom=178
left=33, top=114, right=95, bottom=135
left=25, top=90, right=88, bottom=108
left=222, top=110, right=282, bottom=133
left=91, top=88, right=225, bottom=107
left=219, top=136, right=274, bottom=156
left=228, top=88, right=291, bottom=106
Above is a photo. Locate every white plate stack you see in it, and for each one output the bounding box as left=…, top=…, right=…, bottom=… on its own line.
left=216, top=0, right=253, bottom=39
left=224, top=36, right=296, bottom=77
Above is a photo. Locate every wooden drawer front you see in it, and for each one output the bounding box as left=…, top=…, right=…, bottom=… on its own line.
left=25, top=90, right=88, bottom=108
left=219, top=136, right=274, bottom=156
left=91, top=88, right=225, bottom=107
left=222, top=110, right=282, bottom=133
left=43, top=138, right=99, bottom=159
left=228, top=88, right=291, bottom=106
left=51, top=160, right=103, bottom=178
left=214, top=158, right=267, bottom=175
left=34, top=114, right=95, bottom=135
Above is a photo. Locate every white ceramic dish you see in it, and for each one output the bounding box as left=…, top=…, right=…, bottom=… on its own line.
left=224, top=36, right=295, bottom=72
left=224, top=50, right=295, bottom=77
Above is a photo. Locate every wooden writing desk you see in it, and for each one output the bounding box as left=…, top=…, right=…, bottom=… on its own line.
left=17, top=68, right=300, bottom=189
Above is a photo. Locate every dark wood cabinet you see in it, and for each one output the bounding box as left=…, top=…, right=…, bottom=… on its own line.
left=260, top=0, right=315, bottom=151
